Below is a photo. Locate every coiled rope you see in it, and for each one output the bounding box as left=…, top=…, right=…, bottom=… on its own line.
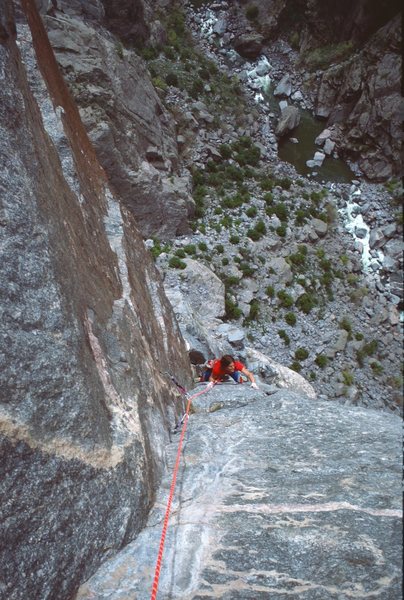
left=150, top=383, right=213, bottom=600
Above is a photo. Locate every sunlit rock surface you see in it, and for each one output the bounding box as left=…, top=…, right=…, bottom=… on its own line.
left=76, top=384, right=402, bottom=599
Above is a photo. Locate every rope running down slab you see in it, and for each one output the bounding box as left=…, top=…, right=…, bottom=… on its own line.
left=150, top=383, right=213, bottom=600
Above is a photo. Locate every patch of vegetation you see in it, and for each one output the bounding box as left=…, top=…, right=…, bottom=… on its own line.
left=302, top=41, right=354, bottom=71
left=342, top=369, right=354, bottom=386
left=246, top=206, right=258, bottom=218
left=278, top=329, right=290, bottom=346
left=277, top=290, right=294, bottom=309
left=224, top=294, right=242, bottom=320
left=295, top=348, right=309, bottom=361
left=285, top=312, right=296, bottom=326
left=289, top=361, right=302, bottom=373
left=150, top=239, right=171, bottom=260
left=165, top=72, right=179, bottom=86
left=370, top=362, right=384, bottom=375
left=245, top=4, right=259, bottom=20
left=315, top=354, right=328, bottom=368
left=339, top=317, right=352, bottom=334
left=276, top=225, right=287, bottom=237
left=245, top=299, right=259, bottom=323
left=295, top=293, right=317, bottom=314
left=169, top=256, right=186, bottom=269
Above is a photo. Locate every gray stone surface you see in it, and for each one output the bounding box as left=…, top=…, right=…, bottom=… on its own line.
left=0, top=5, right=192, bottom=599
left=275, top=105, right=300, bottom=138
left=44, top=8, right=193, bottom=239
left=76, top=386, right=402, bottom=599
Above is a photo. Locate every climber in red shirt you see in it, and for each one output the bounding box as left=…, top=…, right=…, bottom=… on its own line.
left=202, top=355, right=259, bottom=389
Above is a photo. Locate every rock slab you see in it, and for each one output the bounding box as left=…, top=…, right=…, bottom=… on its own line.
left=76, top=386, right=402, bottom=599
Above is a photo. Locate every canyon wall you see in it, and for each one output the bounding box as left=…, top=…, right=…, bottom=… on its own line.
left=239, top=0, right=402, bottom=180
left=0, top=1, right=192, bottom=598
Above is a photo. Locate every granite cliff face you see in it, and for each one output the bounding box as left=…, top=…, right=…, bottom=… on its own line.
left=0, top=1, right=192, bottom=598
left=41, top=0, right=194, bottom=240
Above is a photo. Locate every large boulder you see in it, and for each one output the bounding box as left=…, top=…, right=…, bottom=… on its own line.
left=233, top=33, right=264, bottom=60
left=275, top=105, right=301, bottom=137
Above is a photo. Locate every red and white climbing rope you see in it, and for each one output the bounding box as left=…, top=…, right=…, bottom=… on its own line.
left=150, top=383, right=213, bottom=600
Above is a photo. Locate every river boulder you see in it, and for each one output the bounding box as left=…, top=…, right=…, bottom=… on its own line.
left=233, top=33, right=264, bottom=60
left=275, top=105, right=301, bottom=137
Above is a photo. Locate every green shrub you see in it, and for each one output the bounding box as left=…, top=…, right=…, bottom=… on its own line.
left=285, top=312, right=296, bottom=326
left=296, top=293, right=317, bottom=314
left=247, top=299, right=259, bottom=321
left=295, top=348, right=309, bottom=361
left=152, top=76, right=168, bottom=91
left=315, top=354, right=328, bottom=368
left=355, top=332, right=364, bottom=341
left=214, top=207, right=223, bottom=215
left=255, top=220, right=266, bottom=234
left=225, top=295, right=242, bottom=320
left=240, top=263, right=255, bottom=277
left=362, top=340, right=378, bottom=356
left=175, top=248, right=186, bottom=258
left=290, top=361, right=302, bottom=373
left=276, top=225, right=287, bottom=237
left=370, top=361, right=383, bottom=375
left=225, top=275, right=241, bottom=287
left=215, top=244, right=224, bottom=254
left=295, top=209, right=309, bottom=225
left=246, top=4, right=259, bottom=19
left=277, top=290, right=294, bottom=308
left=261, top=177, right=274, bottom=191
left=229, top=234, right=240, bottom=244
left=198, top=241, right=208, bottom=252
left=246, top=206, right=257, bottom=218
left=273, top=202, right=288, bottom=221
left=263, top=192, right=273, bottom=204
left=278, top=329, right=290, bottom=346
left=163, top=46, right=175, bottom=60
left=222, top=257, right=229, bottom=266
left=190, top=78, right=204, bottom=98
left=277, top=177, right=292, bottom=190
left=225, top=164, right=244, bottom=182
left=184, top=244, right=196, bottom=255
left=219, top=144, right=232, bottom=159
left=198, top=67, right=210, bottom=80
left=342, top=369, right=354, bottom=386
left=339, top=317, right=352, bottom=333
left=169, top=256, right=186, bottom=269
left=247, top=228, right=260, bottom=241
left=265, top=285, right=275, bottom=298
left=289, top=252, right=306, bottom=268
left=165, top=72, right=179, bottom=86
left=220, top=215, right=232, bottom=228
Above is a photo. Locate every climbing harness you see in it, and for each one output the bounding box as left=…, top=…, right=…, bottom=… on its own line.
left=150, top=380, right=215, bottom=600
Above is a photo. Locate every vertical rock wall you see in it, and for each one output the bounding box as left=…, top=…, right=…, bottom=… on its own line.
left=0, top=1, right=192, bottom=598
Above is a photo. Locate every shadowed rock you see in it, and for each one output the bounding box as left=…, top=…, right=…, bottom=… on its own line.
left=0, top=2, right=192, bottom=598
